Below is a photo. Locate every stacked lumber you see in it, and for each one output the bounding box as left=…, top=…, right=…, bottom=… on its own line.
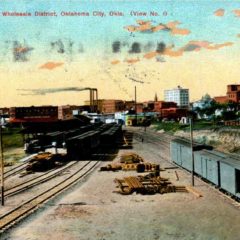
left=114, top=174, right=178, bottom=195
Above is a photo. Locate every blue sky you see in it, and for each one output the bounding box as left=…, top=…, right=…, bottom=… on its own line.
left=1, top=0, right=240, bottom=106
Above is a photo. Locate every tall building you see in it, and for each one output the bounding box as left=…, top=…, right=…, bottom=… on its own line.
left=164, top=86, right=189, bottom=108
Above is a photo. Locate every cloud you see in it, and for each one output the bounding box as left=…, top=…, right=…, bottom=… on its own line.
left=171, top=28, right=191, bottom=35
left=18, top=87, right=92, bottom=95
left=214, top=9, right=225, bottom=17
left=39, top=62, right=64, bottom=70
left=232, top=9, right=240, bottom=17
left=205, top=42, right=233, bottom=50
left=13, top=41, right=34, bottom=62
left=111, top=60, right=120, bottom=65
left=124, top=20, right=190, bottom=36
left=151, top=24, right=167, bottom=32
left=143, top=51, right=158, bottom=59
left=142, top=40, right=233, bottom=60
left=181, top=41, right=233, bottom=52
left=136, top=20, right=151, bottom=25
left=166, top=21, right=181, bottom=28
left=162, top=47, right=183, bottom=57
left=125, top=58, right=140, bottom=64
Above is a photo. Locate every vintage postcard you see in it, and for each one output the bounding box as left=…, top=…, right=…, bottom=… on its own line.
left=0, top=0, right=240, bottom=239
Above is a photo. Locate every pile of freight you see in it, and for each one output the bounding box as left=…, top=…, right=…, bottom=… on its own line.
left=114, top=173, right=187, bottom=195
left=100, top=153, right=161, bottom=173
left=100, top=152, right=189, bottom=195
left=26, top=152, right=67, bottom=172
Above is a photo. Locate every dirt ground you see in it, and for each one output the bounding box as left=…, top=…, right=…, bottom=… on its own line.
left=2, top=129, right=240, bottom=240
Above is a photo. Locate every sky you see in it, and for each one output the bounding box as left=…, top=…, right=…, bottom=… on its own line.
left=0, top=0, right=240, bottom=107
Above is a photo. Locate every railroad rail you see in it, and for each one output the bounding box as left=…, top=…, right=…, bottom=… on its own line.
left=4, top=163, right=29, bottom=179
left=4, top=161, right=78, bottom=198
left=0, top=160, right=99, bottom=232
left=4, top=154, right=37, bottom=179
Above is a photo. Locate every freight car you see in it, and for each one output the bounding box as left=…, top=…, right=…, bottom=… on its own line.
left=171, top=138, right=240, bottom=200
left=66, top=130, right=100, bottom=159
left=65, top=123, right=123, bottom=159
left=25, top=124, right=94, bottom=153
left=100, top=124, right=122, bottom=147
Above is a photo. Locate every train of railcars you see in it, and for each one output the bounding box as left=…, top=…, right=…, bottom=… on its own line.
left=65, top=123, right=122, bottom=159
left=171, top=138, right=240, bottom=200
left=24, top=124, right=95, bottom=153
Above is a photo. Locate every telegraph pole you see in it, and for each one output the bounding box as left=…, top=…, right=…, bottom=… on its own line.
left=190, top=117, right=195, bottom=186
left=135, top=86, right=137, bottom=126
left=0, top=125, right=4, bottom=205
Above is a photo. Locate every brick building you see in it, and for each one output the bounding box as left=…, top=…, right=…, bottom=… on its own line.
left=9, top=106, right=59, bottom=123
left=214, top=84, right=240, bottom=104
left=9, top=105, right=75, bottom=123
left=144, top=101, right=177, bottom=112
left=214, top=96, right=228, bottom=104
left=227, top=84, right=240, bottom=103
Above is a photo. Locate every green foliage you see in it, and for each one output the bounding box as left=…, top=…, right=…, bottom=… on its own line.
left=153, top=120, right=220, bottom=133
left=1, top=127, right=23, bottom=149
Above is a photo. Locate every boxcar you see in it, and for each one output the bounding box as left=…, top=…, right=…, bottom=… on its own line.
left=100, top=124, right=122, bottom=147
left=66, top=130, right=100, bottom=160
left=219, top=154, right=240, bottom=198
left=170, top=138, right=213, bottom=171
left=171, top=138, right=240, bottom=199
left=194, top=150, right=226, bottom=186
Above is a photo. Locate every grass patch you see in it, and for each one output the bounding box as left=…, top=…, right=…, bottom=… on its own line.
left=153, top=122, right=188, bottom=133
left=1, top=127, right=24, bottom=149
left=152, top=120, right=220, bottom=133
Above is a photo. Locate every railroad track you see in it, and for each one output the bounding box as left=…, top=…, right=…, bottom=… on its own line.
left=132, top=129, right=173, bottom=149
left=4, top=162, right=29, bottom=179
left=4, top=154, right=38, bottom=179
left=0, top=160, right=100, bottom=232
left=4, top=161, right=78, bottom=198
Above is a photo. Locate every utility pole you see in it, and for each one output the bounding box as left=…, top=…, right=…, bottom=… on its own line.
left=0, top=125, right=4, bottom=206
left=135, top=86, right=137, bottom=126
left=190, top=117, right=195, bottom=186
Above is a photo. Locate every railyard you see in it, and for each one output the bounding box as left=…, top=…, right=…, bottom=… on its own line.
left=0, top=126, right=240, bottom=239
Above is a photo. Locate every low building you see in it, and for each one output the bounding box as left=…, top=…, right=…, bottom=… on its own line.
left=9, top=105, right=75, bottom=123
left=159, top=108, right=188, bottom=120
left=144, top=101, right=177, bottom=112
left=214, top=96, right=228, bottom=104
left=9, top=106, right=59, bottom=123
left=58, top=105, right=73, bottom=120
left=84, top=99, right=125, bottom=113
